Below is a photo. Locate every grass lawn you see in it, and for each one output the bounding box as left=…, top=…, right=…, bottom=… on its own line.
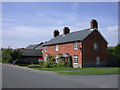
left=30, top=67, right=86, bottom=71
left=58, top=68, right=120, bottom=75
left=29, top=66, right=120, bottom=75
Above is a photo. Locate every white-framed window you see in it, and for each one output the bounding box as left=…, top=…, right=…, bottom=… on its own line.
left=55, top=45, right=59, bottom=51
left=74, top=55, right=78, bottom=64
left=44, top=46, right=48, bottom=52
left=94, top=43, right=98, bottom=50
left=74, top=42, right=78, bottom=50
left=96, top=56, right=100, bottom=65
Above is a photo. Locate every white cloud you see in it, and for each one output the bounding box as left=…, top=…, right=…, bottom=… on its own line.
left=2, top=25, right=66, bottom=48
left=100, top=25, right=118, bottom=46
left=107, top=25, right=118, bottom=32
left=75, top=22, right=89, bottom=29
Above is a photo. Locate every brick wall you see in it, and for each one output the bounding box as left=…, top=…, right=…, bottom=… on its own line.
left=43, top=42, right=83, bottom=67
left=83, top=30, right=107, bottom=67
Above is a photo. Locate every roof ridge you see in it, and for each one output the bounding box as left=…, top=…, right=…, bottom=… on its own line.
left=60, top=28, right=91, bottom=36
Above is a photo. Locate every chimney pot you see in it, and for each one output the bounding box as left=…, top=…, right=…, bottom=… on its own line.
left=53, top=30, right=59, bottom=37
left=90, top=19, right=98, bottom=29
left=63, top=27, right=70, bottom=35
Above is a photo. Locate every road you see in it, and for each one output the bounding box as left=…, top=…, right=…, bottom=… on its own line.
left=2, top=64, right=118, bottom=88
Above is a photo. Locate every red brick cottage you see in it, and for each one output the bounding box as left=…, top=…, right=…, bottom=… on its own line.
left=43, top=19, right=108, bottom=68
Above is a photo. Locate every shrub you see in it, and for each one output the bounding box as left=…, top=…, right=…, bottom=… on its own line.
left=57, top=61, right=67, bottom=67
left=44, top=55, right=55, bottom=68
left=66, top=62, right=72, bottom=67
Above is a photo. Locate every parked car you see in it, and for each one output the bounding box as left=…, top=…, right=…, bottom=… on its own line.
left=12, top=59, right=27, bottom=65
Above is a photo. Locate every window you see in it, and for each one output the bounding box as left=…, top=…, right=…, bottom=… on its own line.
left=55, top=45, right=58, bottom=51
left=96, top=56, right=100, bottom=65
left=74, top=55, right=78, bottom=64
left=74, top=42, right=78, bottom=50
left=94, top=43, right=98, bottom=50
left=44, top=46, right=48, bottom=52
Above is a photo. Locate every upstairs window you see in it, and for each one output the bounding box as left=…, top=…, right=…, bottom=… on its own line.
left=74, top=42, right=78, bottom=50
left=94, top=43, right=98, bottom=50
left=74, top=55, right=78, bottom=64
left=44, top=46, right=48, bottom=52
left=55, top=45, right=59, bottom=51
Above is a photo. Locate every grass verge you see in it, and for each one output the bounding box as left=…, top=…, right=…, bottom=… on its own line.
left=29, top=67, right=85, bottom=71
left=58, top=68, right=120, bottom=75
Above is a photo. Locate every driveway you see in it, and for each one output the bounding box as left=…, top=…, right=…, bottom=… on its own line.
left=2, top=64, right=119, bottom=88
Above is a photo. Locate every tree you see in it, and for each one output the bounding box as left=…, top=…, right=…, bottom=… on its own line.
left=11, top=49, right=23, bottom=61
left=114, top=44, right=120, bottom=67
left=2, top=48, right=13, bottom=63
left=2, top=48, right=23, bottom=63
left=114, top=44, right=120, bottom=59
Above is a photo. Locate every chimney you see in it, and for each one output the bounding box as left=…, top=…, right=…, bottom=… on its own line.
left=53, top=30, right=59, bottom=37
left=63, top=27, right=70, bottom=35
left=90, top=19, right=98, bottom=29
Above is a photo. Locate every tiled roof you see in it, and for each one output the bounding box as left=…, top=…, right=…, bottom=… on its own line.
left=21, top=49, right=42, bottom=57
left=43, top=28, right=95, bottom=46
left=25, top=42, right=43, bottom=49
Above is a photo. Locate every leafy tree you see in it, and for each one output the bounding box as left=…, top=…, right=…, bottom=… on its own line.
left=114, top=44, right=120, bottom=66
left=2, top=48, right=13, bottom=63
left=108, top=44, right=120, bottom=67
left=2, top=48, right=23, bottom=63
left=114, top=44, right=120, bottom=59
left=108, top=48, right=115, bottom=55
left=11, top=49, right=23, bottom=60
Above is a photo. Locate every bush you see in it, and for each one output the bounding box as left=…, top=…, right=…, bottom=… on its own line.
left=44, top=55, right=56, bottom=68
left=57, top=61, right=67, bottom=67
left=66, top=62, right=72, bottom=67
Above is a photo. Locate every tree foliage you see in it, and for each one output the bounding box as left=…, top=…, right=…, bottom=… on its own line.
left=108, top=44, right=120, bottom=67
left=2, top=48, right=23, bottom=63
left=114, top=44, right=120, bottom=67
left=114, top=44, right=120, bottom=59
left=44, top=55, right=56, bottom=68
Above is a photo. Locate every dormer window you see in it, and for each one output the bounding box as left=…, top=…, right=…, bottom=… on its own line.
left=94, top=43, right=98, bottom=50
left=74, top=42, right=78, bottom=50
left=55, top=45, right=58, bottom=51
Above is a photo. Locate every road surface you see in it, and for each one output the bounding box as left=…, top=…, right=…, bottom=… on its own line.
left=2, top=64, right=118, bottom=88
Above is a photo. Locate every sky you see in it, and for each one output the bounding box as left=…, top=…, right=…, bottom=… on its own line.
left=2, top=2, right=118, bottom=48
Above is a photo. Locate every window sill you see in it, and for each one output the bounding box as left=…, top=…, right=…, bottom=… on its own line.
left=73, top=49, right=78, bottom=50
left=74, top=63, right=78, bottom=64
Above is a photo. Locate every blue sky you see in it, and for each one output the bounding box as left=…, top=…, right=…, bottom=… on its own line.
left=2, top=2, right=118, bottom=48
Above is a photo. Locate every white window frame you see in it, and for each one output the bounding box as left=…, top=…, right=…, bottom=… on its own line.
left=96, top=56, right=100, bottom=65
left=55, top=45, right=59, bottom=51
left=44, top=46, right=48, bottom=52
left=74, top=42, right=78, bottom=50
left=74, top=55, right=78, bottom=64
left=94, top=43, right=98, bottom=50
